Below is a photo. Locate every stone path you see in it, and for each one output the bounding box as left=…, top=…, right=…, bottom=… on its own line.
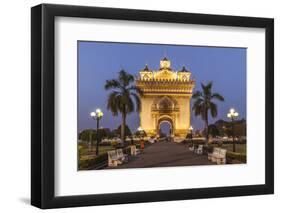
left=107, top=141, right=215, bottom=169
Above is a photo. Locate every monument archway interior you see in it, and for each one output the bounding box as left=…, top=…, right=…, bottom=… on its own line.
left=158, top=117, right=173, bottom=137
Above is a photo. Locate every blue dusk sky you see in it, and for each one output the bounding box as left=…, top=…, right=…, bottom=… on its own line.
left=78, top=41, right=246, bottom=133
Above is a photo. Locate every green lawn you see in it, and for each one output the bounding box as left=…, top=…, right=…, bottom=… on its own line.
left=79, top=145, right=115, bottom=160
left=219, top=144, right=246, bottom=154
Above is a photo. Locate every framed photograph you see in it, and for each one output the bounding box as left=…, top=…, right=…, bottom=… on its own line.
left=31, top=4, right=274, bottom=209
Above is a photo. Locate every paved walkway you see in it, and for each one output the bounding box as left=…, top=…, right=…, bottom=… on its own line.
left=107, top=141, right=215, bottom=169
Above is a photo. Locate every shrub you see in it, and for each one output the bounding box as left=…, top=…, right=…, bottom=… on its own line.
left=111, top=140, right=118, bottom=148
left=203, top=144, right=214, bottom=154
left=79, top=153, right=108, bottom=169
left=217, top=141, right=223, bottom=147
left=78, top=145, right=83, bottom=156
left=226, top=152, right=247, bottom=163
left=123, top=146, right=132, bottom=155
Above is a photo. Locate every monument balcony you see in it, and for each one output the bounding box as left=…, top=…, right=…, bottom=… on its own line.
left=136, top=78, right=195, bottom=84
left=151, top=107, right=180, bottom=113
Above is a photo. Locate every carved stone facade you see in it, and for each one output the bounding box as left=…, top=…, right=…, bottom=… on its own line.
left=135, top=57, right=195, bottom=138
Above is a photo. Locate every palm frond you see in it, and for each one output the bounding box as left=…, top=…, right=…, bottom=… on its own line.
left=192, top=91, right=202, bottom=99
left=119, top=70, right=134, bottom=87
left=123, top=94, right=134, bottom=114
left=192, top=101, right=203, bottom=116
left=201, top=81, right=212, bottom=96
left=131, top=92, right=141, bottom=112
left=104, top=79, right=122, bottom=90
left=211, top=93, right=225, bottom=101
left=106, top=91, right=120, bottom=116
left=210, top=102, right=218, bottom=117
left=127, top=85, right=143, bottom=96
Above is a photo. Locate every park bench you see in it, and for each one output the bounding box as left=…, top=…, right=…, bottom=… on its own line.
left=108, top=149, right=129, bottom=167
left=116, top=149, right=128, bottom=163
left=189, top=145, right=195, bottom=152
left=174, top=137, right=184, bottom=143
left=148, top=138, right=156, bottom=143
left=130, top=145, right=141, bottom=156
left=107, top=150, right=122, bottom=167
left=208, top=147, right=227, bottom=164
left=194, top=145, right=203, bottom=154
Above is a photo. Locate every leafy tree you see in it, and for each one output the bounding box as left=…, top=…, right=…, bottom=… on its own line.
left=79, top=129, right=96, bottom=142
left=117, top=124, right=132, bottom=137
left=208, top=124, right=220, bottom=137
left=105, top=70, right=141, bottom=143
left=98, top=128, right=111, bottom=139
left=192, top=82, right=224, bottom=144
left=213, top=119, right=246, bottom=137
left=135, top=129, right=147, bottom=137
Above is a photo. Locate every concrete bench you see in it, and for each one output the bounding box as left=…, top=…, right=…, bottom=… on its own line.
left=107, top=149, right=129, bottom=167
left=208, top=147, right=227, bottom=164
left=130, top=145, right=141, bottom=156
left=116, top=148, right=128, bottom=163
left=194, top=145, right=203, bottom=154
left=107, top=150, right=119, bottom=167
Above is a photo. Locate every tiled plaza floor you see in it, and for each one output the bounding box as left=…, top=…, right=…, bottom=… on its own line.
left=107, top=141, right=215, bottom=169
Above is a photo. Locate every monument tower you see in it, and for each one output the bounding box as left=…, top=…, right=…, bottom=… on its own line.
left=135, top=57, right=195, bottom=139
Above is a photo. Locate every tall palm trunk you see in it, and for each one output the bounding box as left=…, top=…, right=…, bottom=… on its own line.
left=205, top=109, right=209, bottom=145
left=121, top=111, right=126, bottom=144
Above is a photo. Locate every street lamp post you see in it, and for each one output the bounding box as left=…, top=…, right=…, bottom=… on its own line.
left=90, top=109, right=104, bottom=156
left=227, top=108, right=239, bottom=152
left=189, top=126, right=193, bottom=146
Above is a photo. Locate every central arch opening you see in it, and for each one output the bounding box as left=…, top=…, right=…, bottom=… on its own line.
left=159, top=121, right=172, bottom=139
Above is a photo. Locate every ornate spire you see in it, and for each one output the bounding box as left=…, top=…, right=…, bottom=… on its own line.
left=160, top=57, right=171, bottom=70
left=143, top=64, right=150, bottom=71
left=179, top=65, right=190, bottom=72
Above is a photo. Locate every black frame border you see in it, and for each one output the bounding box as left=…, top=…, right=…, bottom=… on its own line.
left=31, top=3, right=274, bottom=209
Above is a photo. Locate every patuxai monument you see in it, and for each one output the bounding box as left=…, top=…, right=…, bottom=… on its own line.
left=136, top=57, right=195, bottom=139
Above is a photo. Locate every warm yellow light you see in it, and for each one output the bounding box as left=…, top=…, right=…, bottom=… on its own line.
left=234, top=112, right=239, bottom=117
left=230, top=108, right=235, bottom=114
left=138, top=126, right=143, bottom=132
left=189, top=126, right=193, bottom=131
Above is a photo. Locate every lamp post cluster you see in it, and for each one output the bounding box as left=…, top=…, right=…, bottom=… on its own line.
left=227, top=108, right=239, bottom=152
left=90, top=108, right=103, bottom=156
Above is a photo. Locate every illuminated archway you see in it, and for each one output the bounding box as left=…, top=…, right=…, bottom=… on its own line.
left=136, top=57, right=195, bottom=139
left=157, top=115, right=174, bottom=137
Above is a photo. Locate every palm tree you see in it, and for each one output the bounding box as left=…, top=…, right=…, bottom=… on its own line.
left=192, top=82, right=224, bottom=144
left=105, top=70, right=141, bottom=143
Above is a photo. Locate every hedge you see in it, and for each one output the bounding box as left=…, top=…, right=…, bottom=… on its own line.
left=226, top=151, right=247, bottom=163
left=79, top=146, right=136, bottom=169
left=203, top=145, right=214, bottom=154
left=79, top=152, right=108, bottom=169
